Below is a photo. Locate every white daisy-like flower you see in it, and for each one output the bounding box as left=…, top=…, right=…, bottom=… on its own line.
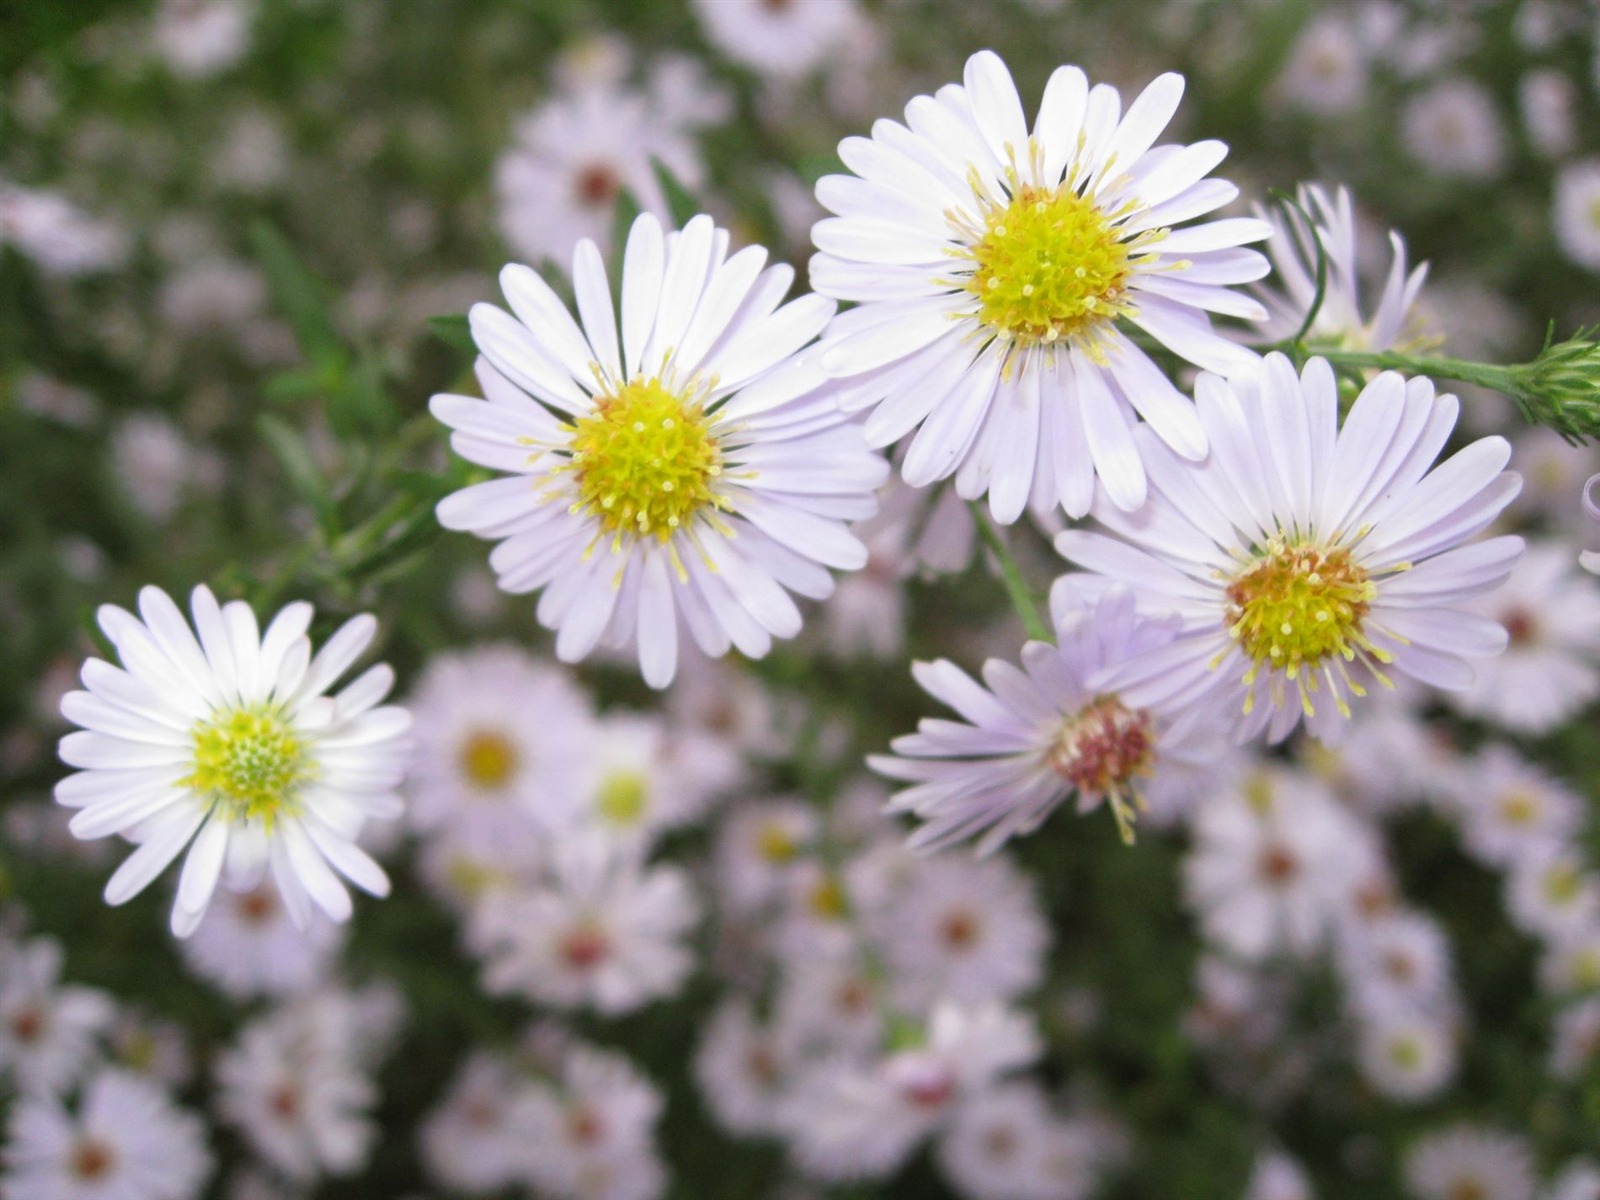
left=1404, top=1125, right=1535, bottom=1200
left=1252, top=184, right=1430, bottom=353
left=420, top=1052, right=538, bottom=1195
left=937, top=1082, right=1095, bottom=1200
left=693, top=999, right=798, bottom=1138
left=1448, top=745, right=1583, bottom=870
left=1449, top=543, right=1600, bottom=733
left=178, top=883, right=344, bottom=1000
left=1555, top=160, right=1600, bottom=272
left=871, top=584, right=1225, bottom=850
left=432, top=212, right=888, bottom=688
left=689, top=0, right=860, bottom=81
left=810, top=49, right=1270, bottom=521
left=1401, top=78, right=1508, bottom=181
left=0, top=937, right=114, bottom=1097
left=1355, top=1011, right=1457, bottom=1103
left=54, top=586, right=411, bottom=936
left=0, top=1068, right=211, bottom=1200
left=1056, top=354, right=1524, bottom=743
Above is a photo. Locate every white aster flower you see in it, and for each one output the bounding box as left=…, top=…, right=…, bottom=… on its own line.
left=1274, top=11, right=1369, bottom=115
left=177, top=883, right=344, bottom=1000
left=1401, top=78, right=1508, bottom=181
left=937, top=1082, right=1096, bottom=1200
left=1540, top=924, right=1600, bottom=995
left=472, top=831, right=700, bottom=1015
left=1554, top=160, right=1600, bottom=273
left=1448, top=746, right=1583, bottom=870
left=54, top=586, right=410, bottom=936
left=693, top=999, right=799, bottom=1138
left=1520, top=69, right=1578, bottom=158
left=1354, top=1011, right=1458, bottom=1103
left=493, top=82, right=702, bottom=266
left=690, top=0, right=860, bottom=80
left=1448, top=543, right=1600, bottom=733
left=1244, top=1151, right=1314, bottom=1200
left=1337, top=910, right=1455, bottom=1022
left=1404, top=1125, right=1535, bottom=1200
left=1506, top=846, right=1600, bottom=941
left=0, top=1068, right=211, bottom=1200
left=151, top=0, right=254, bottom=78
left=0, top=181, right=128, bottom=277
left=714, top=797, right=819, bottom=915
left=0, top=937, right=114, bottom=1096
left=1252, top=184, right=1430, bottom=354
left=811, top=49, right=1269, bottom=521
left=1549, top=1161, right=1600, bottom=1200
left=1057, top=354, right=1524, bottom=743
left=432, top=212, right=887, bottom=687
left=872, top=584, right=1225, bottom=850
left=420, top=1052, right=538, bottom=1195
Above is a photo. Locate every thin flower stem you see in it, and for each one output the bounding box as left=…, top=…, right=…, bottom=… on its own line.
left=970, top=503, right=1052, bottom=644
left=1314, top=348, right=1516, bottom=392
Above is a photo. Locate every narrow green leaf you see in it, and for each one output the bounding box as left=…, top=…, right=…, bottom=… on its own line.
left=248, top=220, right=344, bottom=367
left=651, top=157, right=702, bottom=228
left=612, top=187, right=643, bottom=259
left=257, top=413, right=339, bottom=537
left=427, top=314, right=475, bottom=355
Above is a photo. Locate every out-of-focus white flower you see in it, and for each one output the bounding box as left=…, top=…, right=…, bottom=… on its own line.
left=0, top=937, right=114, bottom=1096
left=1244, top=1150, right=1314, bottom=1200
left=151, top=0, right=254, bottom=78
left=1520, top=69, right=1578, bottom=158
left=1550, top=998, right=1600, bottom=1080
left=1355, top=1011, right=1458, bottom=1102
left=109, top=414, right=191, bottom=522
left=1275, top=11, right=1369, bottom=115
left=1303, top=694, right=1462, bottom=814
left=690, top=0, right=859, bottom=80
left=1183, top=768, right=1379, bottom=961
left=472, top=831, right=700, bottom=1015
left=1058, top=356, right=1523, bottom=744
left=1554, top=160, right=1600, bottom=272
left=1338, top=910, right=1455, bottom=1021
left=578, top=711, right=738, bottom=844
left=0, top=1068, right=211, bottom=1200
left=1401, top=79, right=1508, bottom=180
left=1540, top=924, right=1600, bottom=995
left=178, top=882, right=344, bottom=999
left=420, top=1052, right=539, bottom=1194
left=646, top=53, right=734, bottom=131
left=714, top=798, right=818, bottom=915
left=514, top=1042, right=667, bottom=1200
left=873, top=586, right=1224, bottom=851
left=1448, top=745, right=1583, bottom=869
left=1404, top=1125, right=1535, bottom=1200
left=55, top=586, right=410, bottom=936
left=1547, top=1159, right=1600, bottom=1200
left=158, top=260, right=267, bottom=335
left=493, top=84, right=702, bottom=264
left=211, top=109, right=290, bottom=192
left=694, top=999, right=799, bottom=1138
left=0, top=181, right=127, bottom=276
left=1252, top=184, right=1430, bottom=353
left=433, top=213, right=886, bottom=687
left=1506, top=846, right=1600, bottom=941
left=812, top=50, right=1268, bottom=522
left=17, top=374, right=99, bottom=429
left=937, top=1082, right=1096, bottom=1200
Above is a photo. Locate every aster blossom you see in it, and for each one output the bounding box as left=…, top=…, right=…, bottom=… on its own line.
left=871, top=584, right=1222, bottom=849
left=811, top=49, right=1270, bottom=521
left=54, top=585, right=410, bottom=936
left=432, top=211, right=889, bottom=688
left=1056, top=354, right=1524, bottom=743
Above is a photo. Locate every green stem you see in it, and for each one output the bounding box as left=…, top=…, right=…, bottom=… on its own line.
left=1313, top=348, right=1516, bottom=393
left=970, top=503, right=1052, bottom=643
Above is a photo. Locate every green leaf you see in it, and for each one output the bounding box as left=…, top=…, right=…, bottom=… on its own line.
left=612, top=187, right=644, bottom=259
left=427, top=314, right=475, bottom=355
left=77, top=604, right=115, bottom=662
left=651, top=157, right=702, bottom=229
left=248, top=220, right=344, bottom=368
left=257, top=414, right=340, bottom=538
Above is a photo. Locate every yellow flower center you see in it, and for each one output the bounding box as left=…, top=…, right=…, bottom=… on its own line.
left=184, top=708, right=309, bottom=825
left=1223, top=537, right=1390, bottom=717
left=1497, top=789, right=1540, bottom=826
left=961, top=180, right=1136, bottom=349
left=1046, top=695, right=1155, bottom=843
left=1388, top=1035, right=1424, bottom=1071
left=756, top=821, right=799, bottom=863
left=565, top=377, right=726, bottom=543
left=596, top=770, right=648, bottom=826
left=459, top=729, right=518, bottom=791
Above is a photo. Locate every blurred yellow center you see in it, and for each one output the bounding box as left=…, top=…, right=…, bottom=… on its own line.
left=597, top=770, right=648, bottom=825
left=566, top=377, right=724, bottom=541
left=459, top=730, right=518, bottom=790
left=184, top=707, right=308, bottom=826
left=1226, top=540, right=1376, bottom=677
left=756, top=822, right=799, bottom=863
left=965, top=183, right=1132, bottom=346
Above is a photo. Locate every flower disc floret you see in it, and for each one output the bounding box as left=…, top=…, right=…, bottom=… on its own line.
left=459, top=730, right=518, bottom=790
left=184, top=708, right=309, bottom=827
left=566, top=377, right=725, bottom=542
left=1225, top=539, right=1378, bottom=682
left=961, top=182, right=1135, bottom=348
left=1047, top=695, right=1155, bottom=842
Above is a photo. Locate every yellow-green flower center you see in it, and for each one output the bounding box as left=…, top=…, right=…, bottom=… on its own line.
left=565, top=377, right=725, bottom=542
left=1226, top=539, right=1377, bottom=678
left=963, top=182, right=1134, bottom=348
left=596, top=770, right=648, bottom=826
left=459, top=729, right=518, bottom=791
left=184, top=707, right=309, bottom=825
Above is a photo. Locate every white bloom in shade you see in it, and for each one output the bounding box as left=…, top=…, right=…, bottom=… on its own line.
left=1244, top=1151, right=1313, bottom=1200
left=690, top=0, right=859, bottom=80
left=514, top=1043, right=666, bottom=1200
left=1548, top=1160, right=1600, bottom=1200
left=1338, top=910, right=1454, bottom=1021
left=1507, top=847, right=1600, bottom=941
left=1550, top=998, right=1600, bottom=1080
left=1520, top=69, right=1578, bottom=158
left=0, top=181, right=128, bottom=277
left=420, top=1052, right=538, bottom=1194
left=810, top=50, right=1269, bottom=522
left=1449, top=746, right=1583, bottom=870
left=493, top=82, right=702, bottom=265
left=404, top=646, right=596, bottom=860
left=871, top=854, right=1048, bottom=1010
left=1554, top=160, right=1600, bottom=272
left=0, top=937, right=114, bottom=1096
left=54, top=586, right=411, bottom=936
left=472, top=831, right=700, bottom=1014
left=1304, top=693, right=1463, bottom=815
left=111, top=413, right=191, bottom=523
left=714, top=798, right=819, bottom=914
left=151, top=0, right=253, bottom=78
left=1448, top=543, right=1600, bottom=733
left=784, top=1002, right=1042, bottom=1182
left=0, top=1069, right=211, bottom=1200
left=581, top=711, right=737, bottom=843
left=1404, top=1126, right=1534, bottom=1200
left=1275, top=11, right=1368, bottom=115
left=177, top=883, right=344, bottom=1000
left=1540, top=925, right=1600, bottom=995
left=693, top=999, right=798, bottom=1138
left=937, top=1082, right=1095, bottom=1200
left=872, top=584, right=1224, bottom=850
left=1401, top=79, right=1508, bottom=180
left=432, top=212, right=887, bottom=687
left=1057, top=355, right=1524, bottom=744
left=1355, top=1012, right=1457, bottom=1102
left=1183, top=768, right=1379, bottom=961
left=1252, top=184, right=1430, bottom=353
